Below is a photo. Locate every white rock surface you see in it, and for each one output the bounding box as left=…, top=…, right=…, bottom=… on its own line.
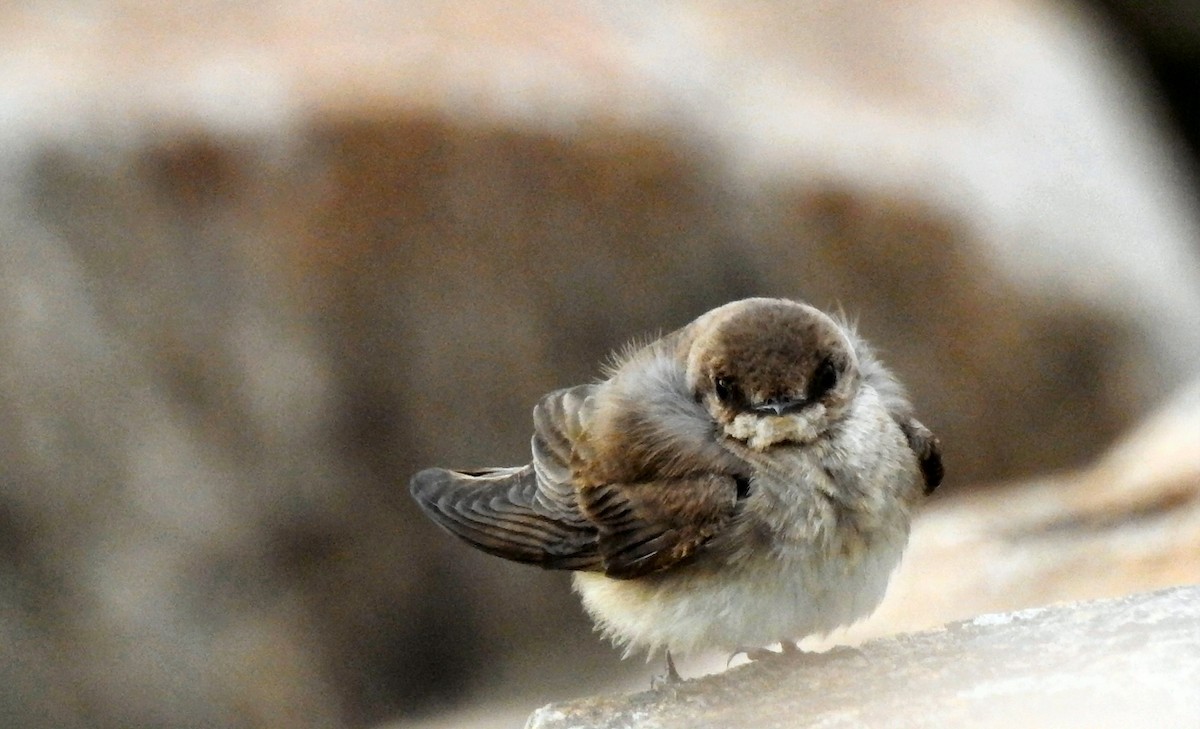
left=526, top=585, right=1200, bottom=729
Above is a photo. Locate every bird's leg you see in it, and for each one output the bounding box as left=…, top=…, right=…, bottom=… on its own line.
left=666, top=650, right=682, bottom=683
left=651, top=650, right=683, bottom=690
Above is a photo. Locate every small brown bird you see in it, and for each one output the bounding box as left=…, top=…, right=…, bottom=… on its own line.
left=410, top=298, right=941, bottom=676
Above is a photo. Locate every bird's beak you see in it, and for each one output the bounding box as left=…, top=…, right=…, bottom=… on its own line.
left=751, top=398, right=805, bottom=416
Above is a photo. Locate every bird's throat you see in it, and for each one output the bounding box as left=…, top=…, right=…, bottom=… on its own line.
left=725, top=411, right=822, bottom=451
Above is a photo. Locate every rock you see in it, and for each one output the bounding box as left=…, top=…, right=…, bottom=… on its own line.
left=526, top=585, right=1200, bottom=729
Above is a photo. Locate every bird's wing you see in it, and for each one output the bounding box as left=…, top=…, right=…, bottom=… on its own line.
left=408, top=464, right=599, bottom=569
left=578, top=472, right=741, bottom=579
left=898, top=417, right=943, bottom=494
left=410, top=384, right=744, bottom=578
left=409, top=385, right=601, bottom=570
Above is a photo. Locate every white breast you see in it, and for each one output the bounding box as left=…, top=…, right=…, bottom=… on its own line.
left=573, top=528, right=906, bottom=656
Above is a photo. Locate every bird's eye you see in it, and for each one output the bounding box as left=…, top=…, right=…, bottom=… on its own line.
left=734, top=475, right=752, bottom=500
left=714, top=376, right=735, bottom=403
left=808, top=358, right=839, bottom=401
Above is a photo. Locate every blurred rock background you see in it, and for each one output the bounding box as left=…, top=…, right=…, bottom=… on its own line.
left=0, top=2, right=1197, bottom=729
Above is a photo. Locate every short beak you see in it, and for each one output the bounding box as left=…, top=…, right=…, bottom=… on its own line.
left=751, top=397, right=805, bottom=416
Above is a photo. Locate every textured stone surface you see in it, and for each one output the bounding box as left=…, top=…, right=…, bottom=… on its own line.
left=527, top=585, right=1200, bottom=729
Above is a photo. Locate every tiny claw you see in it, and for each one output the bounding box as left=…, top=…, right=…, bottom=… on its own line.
left=651, top=650, right=683, bottom=690
left=727, top=645, right=782, bottom=667
left=666, top=650, right=682, bottom=683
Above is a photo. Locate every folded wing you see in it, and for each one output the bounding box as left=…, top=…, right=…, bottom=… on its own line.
left=409, top=464, right=600, bottom=569
left=409, top=384, right=742, bottom=579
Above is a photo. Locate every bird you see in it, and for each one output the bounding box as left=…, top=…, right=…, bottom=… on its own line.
left=409, top=297, right=942, bottom=679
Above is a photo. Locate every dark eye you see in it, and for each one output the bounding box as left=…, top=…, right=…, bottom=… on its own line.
left=808, top=358, right=838, bottom=401
left=734, top=475, right=752, bottom=500
left=714, top=376, right=735, bottom=403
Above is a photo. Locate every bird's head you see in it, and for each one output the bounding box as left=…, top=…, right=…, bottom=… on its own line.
left=684, top=298, right=860, bottom=451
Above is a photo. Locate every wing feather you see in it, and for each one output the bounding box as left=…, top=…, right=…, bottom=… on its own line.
left=897, top=417, right=943, bottom=494
left=581, top=473, right=738, bottom=578
left=409, top=466, right=599, bottom=569
left=410, top=383, right=744, bottom=579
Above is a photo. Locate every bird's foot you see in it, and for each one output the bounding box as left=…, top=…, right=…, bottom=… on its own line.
left=727, top=643, right=786, bottom=667
left=651, top=650, right=683, bottom=690
left=726, top=639, right=870, bottom=669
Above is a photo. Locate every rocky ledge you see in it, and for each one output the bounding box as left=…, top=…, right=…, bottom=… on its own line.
left=526, top=585, right=1200, bottom=729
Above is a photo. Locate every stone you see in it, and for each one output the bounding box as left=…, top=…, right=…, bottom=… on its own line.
left=526, top=585, right=1200, bottom=729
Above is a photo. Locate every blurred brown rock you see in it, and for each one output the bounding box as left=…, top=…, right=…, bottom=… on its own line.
left=0, top=2, right=1198, bottom=728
